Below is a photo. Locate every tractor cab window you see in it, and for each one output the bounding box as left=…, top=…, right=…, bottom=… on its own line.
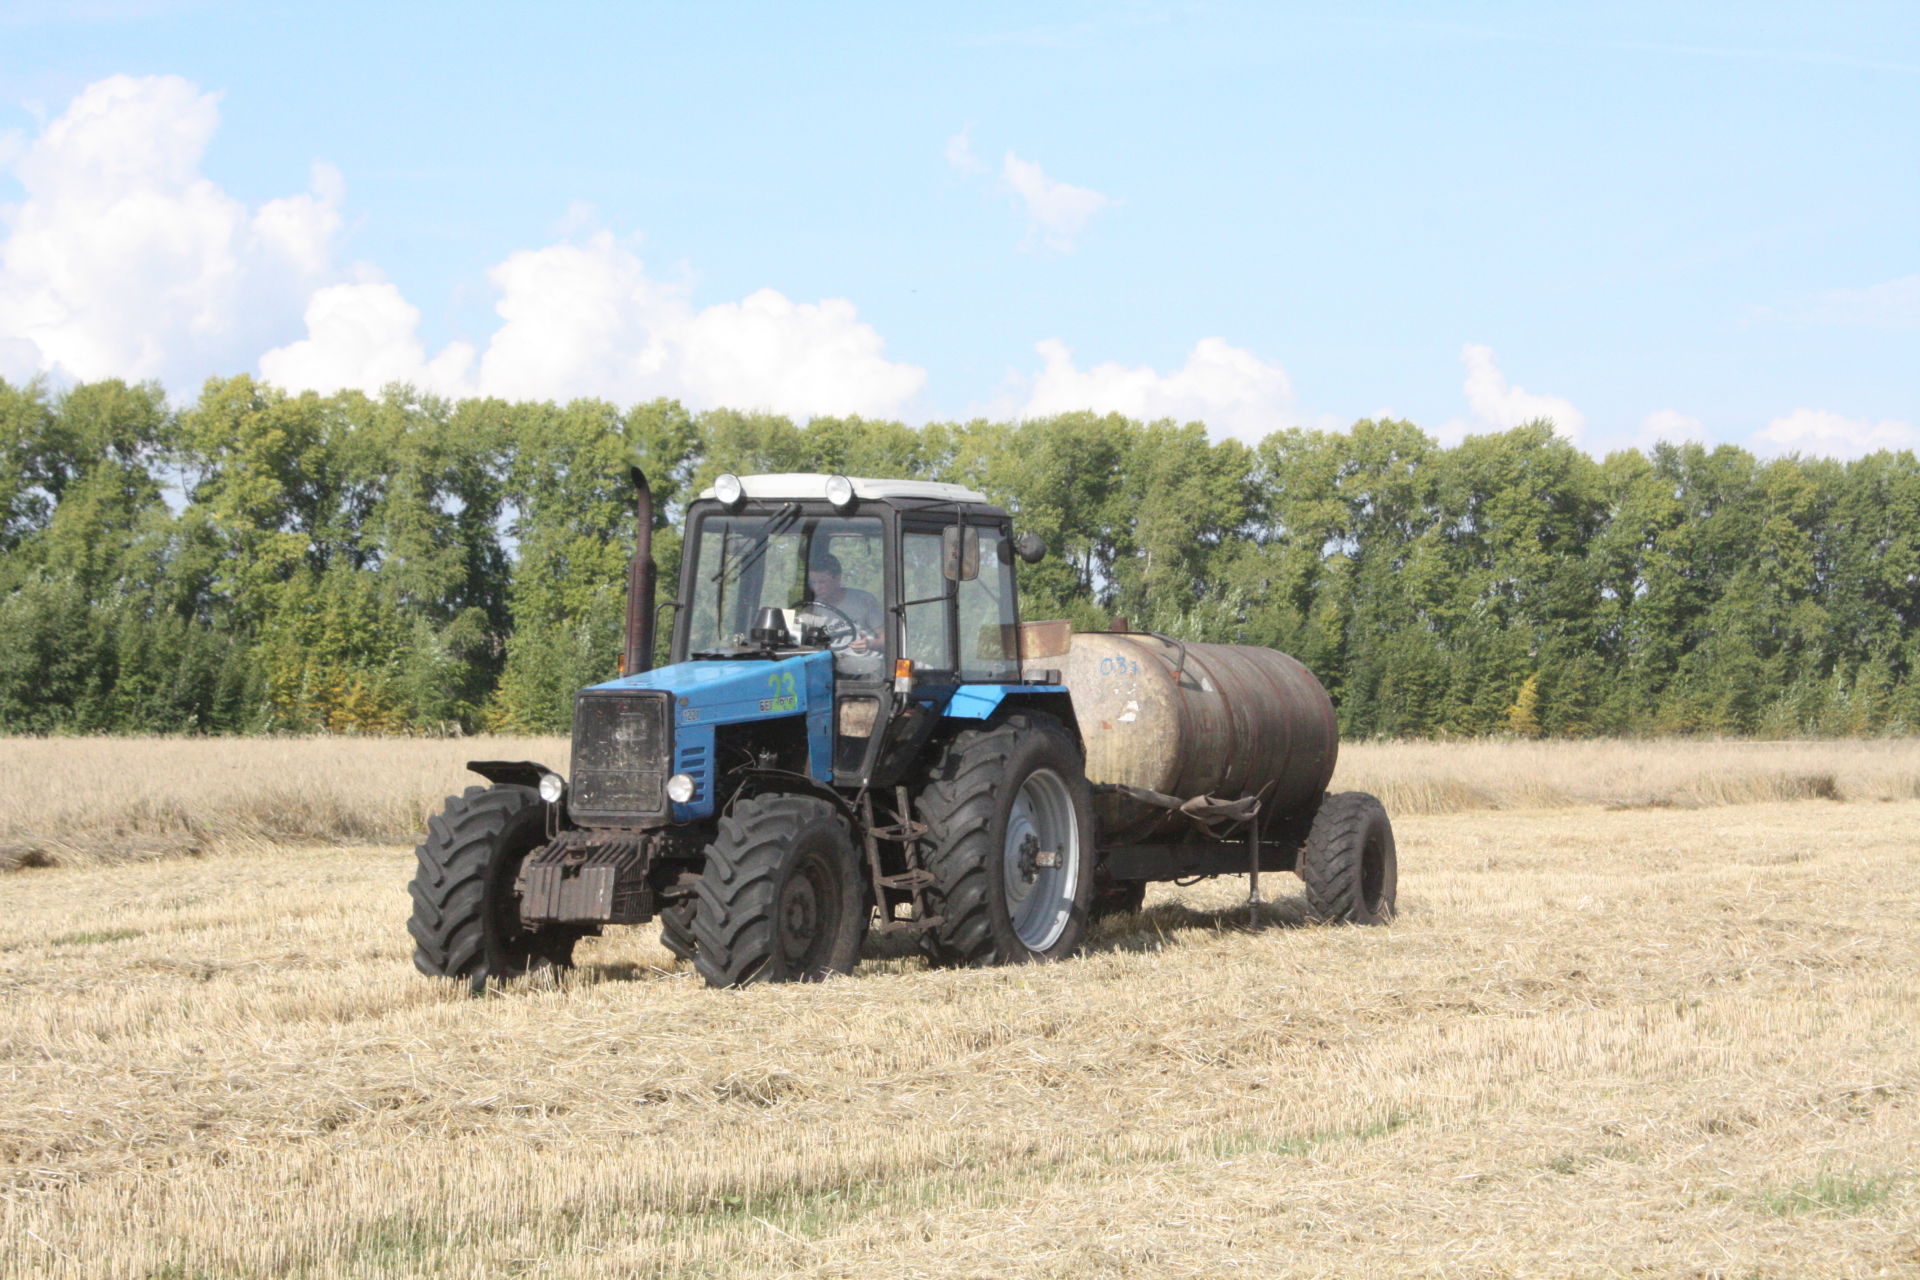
left=901, top=531, right=954, bottom=671
left=898, top=524, right=1018, bottom=682
left=686, top=513, right=884, bottom=676
left=958, top=527, right=1020, bottom=682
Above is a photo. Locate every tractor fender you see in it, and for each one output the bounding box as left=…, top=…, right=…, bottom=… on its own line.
left=466, top=760, right=557, bottom=790
left=938, top=686, right=1082, bottom=748
left=727, top=767, right=862, bottom=833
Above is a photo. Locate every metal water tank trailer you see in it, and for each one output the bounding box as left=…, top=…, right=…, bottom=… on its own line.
left=1055, top=632, right=1339, bottom=842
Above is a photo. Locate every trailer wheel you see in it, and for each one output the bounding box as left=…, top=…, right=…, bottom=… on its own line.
left=690, top=793, right=864, bottom=987
left=407, top=785, right=580, bottom=981
left=1300, top=791, right=1397, bottom=924
left=918, top=712, right=1095, bottom=965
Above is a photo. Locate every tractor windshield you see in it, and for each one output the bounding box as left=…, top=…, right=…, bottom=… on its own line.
left=686, top=512, right=885, bottom=672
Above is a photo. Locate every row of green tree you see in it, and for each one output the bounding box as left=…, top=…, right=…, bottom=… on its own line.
left=4, top=374, right=1918, bottom=738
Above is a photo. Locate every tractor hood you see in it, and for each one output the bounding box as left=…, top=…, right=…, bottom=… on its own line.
left=588, top=649, right=833, bottom=727
left=586, top=650, right=837, bottom=815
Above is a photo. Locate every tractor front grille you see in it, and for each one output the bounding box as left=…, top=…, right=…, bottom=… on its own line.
left=569, top=690, right=671, bottom=825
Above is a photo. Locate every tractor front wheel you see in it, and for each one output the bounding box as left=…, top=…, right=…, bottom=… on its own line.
left=690, top=793, right=864, bottom=987
left=407, top=784, right=580, bottom=982
left=658, top=897, right=697, bottom=964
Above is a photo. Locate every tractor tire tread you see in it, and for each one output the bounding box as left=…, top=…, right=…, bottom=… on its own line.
left=659, top=899, right=697, bottom=963
left=918, top=711, right=1091, bottom=966
left=689, top=793, right=859, bottom=988
left=917, top=721, right=1021, bottom=965
left=407, top=784, right=573, bottom=978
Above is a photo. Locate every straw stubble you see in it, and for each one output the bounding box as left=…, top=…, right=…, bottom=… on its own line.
left=0, top=741, right=1914, bottom=1276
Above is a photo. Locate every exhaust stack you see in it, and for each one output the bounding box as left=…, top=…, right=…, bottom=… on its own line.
left=623, top=466, right=657, bottom=676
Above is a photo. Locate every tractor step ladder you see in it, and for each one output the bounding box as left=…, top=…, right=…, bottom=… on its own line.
left=862, top=788, right=943, bottom=933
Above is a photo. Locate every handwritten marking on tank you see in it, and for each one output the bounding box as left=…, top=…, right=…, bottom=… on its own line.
left=1118, top=700, right=1140, bottom=723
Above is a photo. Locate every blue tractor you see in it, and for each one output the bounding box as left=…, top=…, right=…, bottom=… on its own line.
left=407, top=469, right=1098, bottom=987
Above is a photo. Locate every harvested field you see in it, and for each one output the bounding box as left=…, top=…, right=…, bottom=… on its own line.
left=0, top=736, right=564, bottom=871
left=1, top=737, right=1915, bottom=1277
left=4, top=735, right=1919, bottom=870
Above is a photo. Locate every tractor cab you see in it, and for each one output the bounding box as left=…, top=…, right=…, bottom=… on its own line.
left=667, top=473, right=1040, bottom=788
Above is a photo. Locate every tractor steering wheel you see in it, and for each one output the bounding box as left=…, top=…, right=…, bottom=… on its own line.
left=795, top=599, right=864, bottom=651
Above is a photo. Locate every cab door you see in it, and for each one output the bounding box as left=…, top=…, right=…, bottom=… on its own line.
left=951, top=521, right=1022, bottom=685
left=835, top=519, right=956, bottom=787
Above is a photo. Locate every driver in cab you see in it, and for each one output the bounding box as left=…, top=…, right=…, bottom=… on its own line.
left=801, top=552, right=883, bottom=655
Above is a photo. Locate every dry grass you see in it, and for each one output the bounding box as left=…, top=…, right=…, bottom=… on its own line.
left=1335, top=737, right=1920, bottom=816
left=1, top=738, right=1916, bottom=1277
left=0, top=737, right=564, bottom=870
left=4, top=735, right=1918, bottom=872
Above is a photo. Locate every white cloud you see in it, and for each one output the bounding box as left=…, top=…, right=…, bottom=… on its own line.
left=679, top=289, right=926, bottom=417
left=1807, top=273, right=1920, bottom=328
left=261, top=230, right=926, bottom=418
left=1016, top=336, right=1294, bottom=443
left=0, top=74, right=339, bottom=386
left=1622, top=408, right=1710, bottom=453
left=470, top=232, right=682, bottom=402
left=1752, top=409, right=1919, bottom=459
left=1459, top=343, right=1587, bottom=441
left=944, top=128, right=986, bottom=175
left=1001, top=152, right=1111, bottom=252
left=0, top=332, right=40, bottom=384
left=259, top=280, right=474, bottom=397
left=948, top=131, right=1114, bottom=251
left=3, top=76, right=924, bottom=419
left=1562, top=406, right=1702, bottom=457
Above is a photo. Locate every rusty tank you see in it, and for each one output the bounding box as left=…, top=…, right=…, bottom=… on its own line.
left=1031, top=628, right=1339, bottom=842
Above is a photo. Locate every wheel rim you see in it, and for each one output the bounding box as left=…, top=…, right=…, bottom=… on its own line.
left=779, top=848, right=833, bottom=971
left=1001, top=767, right=1081, bottom=952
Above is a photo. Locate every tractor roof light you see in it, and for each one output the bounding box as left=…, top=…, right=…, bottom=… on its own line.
left=824, top=474, right=855, bottom=511
left=714, top=473, right=745, bottom=509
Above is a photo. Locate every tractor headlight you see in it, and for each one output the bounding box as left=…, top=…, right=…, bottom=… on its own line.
left=824, top=474, right=855, bottom=511
left=666, top=773, right=697, bottom=804
left=714, top=473, right=745, bottom=509
left=537, top=771, right=566, bottom=804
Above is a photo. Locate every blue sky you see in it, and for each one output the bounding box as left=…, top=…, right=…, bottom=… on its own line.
left=1, top=1, right=1915, bottom=457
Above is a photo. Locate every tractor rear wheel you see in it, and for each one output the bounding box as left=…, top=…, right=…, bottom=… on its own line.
left=690, top=793, right=864, bottom=987
left=407, top=784, right=581, bottom=982
left=1300, top=791, right=1397, bottom=924
left=918, top=712, right=1095, bottom=966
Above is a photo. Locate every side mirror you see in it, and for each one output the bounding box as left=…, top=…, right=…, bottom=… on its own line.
left=942, top=525, right=980, bottom=581
left=1012, top=532, right=1047, bottom=564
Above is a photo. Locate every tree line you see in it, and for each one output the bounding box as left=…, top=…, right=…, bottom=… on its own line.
left=3, top=374, right=1917, bottom=738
